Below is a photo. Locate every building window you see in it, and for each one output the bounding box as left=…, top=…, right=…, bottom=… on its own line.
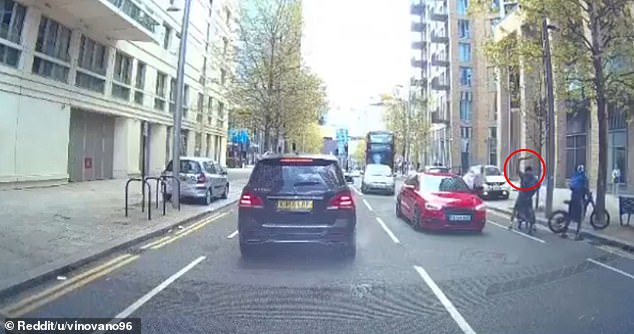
left=488, top=127, right=497, bottom=165
left=223, top=37, right=228, bottom=56
left=217, top=101, right=224, bottom=128
left=154, top=71, right=167, bottom=111
left=459, top=91, right=473, bottom=121
left=457, top=0, right=469, bottom=15
left=169, top=78, right=176, bottom=113
left=35, top=16, right=72, bottom=62
left=194, top=132, right=202, bottom=156
left=220, top=69, right=226, bottom=85
left=162, top=23, right=171, bottom=49
left=76, top=35, right=107, bottom=93
left=566, top=134, right=587, bottom=178
left=458, top=43, right=471, bottom=63
left=183, top=84, right=190, bottom=117
left=0, top=44, right=20, bottom=67
left=197, top=92, right=204, bottom=123
left=32, top=57, right=69, bottom=82
left=489, top=18, right=501, bottom=37
left=166, top=126, right=172, bottom=165
left=487, top=66, right=497, bottom=90
left=134, top=61, right=146, bottom=105
left=112, top=51, right=133, bottom=100
left=458, top=20, right=470, bottom=39
left=206, top=134, right=212, bottom=157
left=207, top=96, right=213, bottom=124
left=225, top=9, right=231, bottom=26
left=0, top=0, right=26, bottom=44
left=460, top=67, right=472, bottom=87
left=608, top=130, right=627, bottom=184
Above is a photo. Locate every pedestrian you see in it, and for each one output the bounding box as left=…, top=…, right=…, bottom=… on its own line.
left=562, top=164, right=589, bottom=240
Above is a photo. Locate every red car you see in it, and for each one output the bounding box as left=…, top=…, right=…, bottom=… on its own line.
left=395, top=172, right=486, bottom=232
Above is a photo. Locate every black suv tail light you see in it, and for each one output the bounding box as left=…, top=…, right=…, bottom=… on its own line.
left=327, top=191, right=355, bottom=210
left=239, top=192, right=264, bottom=208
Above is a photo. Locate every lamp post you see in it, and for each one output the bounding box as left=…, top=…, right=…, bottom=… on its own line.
left=542, top=18, right=557, bottom=216
left=167, top=0, right=193, bottom=208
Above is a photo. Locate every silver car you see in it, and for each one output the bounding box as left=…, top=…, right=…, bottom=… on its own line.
left=361, top=164, right=396, bottom=195
left=163, top=157, right=230, bottom=205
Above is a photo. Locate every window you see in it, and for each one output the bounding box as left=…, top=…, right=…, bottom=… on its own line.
left=112, top=51, right=132, bottom=100
left=77, top=35, right=107, bottom=75
left=194, top=133, right=202, bottom=156
left=207, top=96, right=213, bottom=124
left=225, top=9, right=231, bottom=26
left=458, top=20, right=470, bottom=39
left=206, top=134, right=212, bottom=157
left=457, top=0, right=469, bottom=15
left=222, top=37, right=228, bottom=56
left=460, top=127, right=472, bottom=138
left=459, top=91, right=473, bottom=121
left=183, top=84, right=190, bottom=117
left=162, top=23, right=171, bottom=49
left=217, top=101, right=224, bottom=128
left=35, top=16, right=72, bottom=62
left=458, top=43, right=471, bottom=62
left=487, top=66, right=497, bottom=90
left=460, top=67, right=472, bottom=86
left=169, top=77, right=176, bottom=113
left=250, top=158, right=345, bottom=191
left=154, top=71, right=167, bottom=111
left=490, top=18, right=501, bottom=36
left=134, top=61, right=146, bottom=104
left=75, top=71, right=105, bottom=93
left=488, top=127, right=497, bottom=165
left=220, top=68, right=226, bottom=85
left=0, top=0, right=26, bottom=44
left=32, top=57, right=69, bottom=82
left=197, top=93, right=204, bottom=123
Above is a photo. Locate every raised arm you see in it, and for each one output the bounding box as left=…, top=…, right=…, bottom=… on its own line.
left=516, top=156, right=532, bottom=176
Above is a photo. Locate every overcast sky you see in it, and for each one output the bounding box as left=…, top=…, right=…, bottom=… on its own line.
left=301, top=0, right=411, bottom=132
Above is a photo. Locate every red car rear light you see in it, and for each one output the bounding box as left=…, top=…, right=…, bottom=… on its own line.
left=239, top=192, right=264, bottom=208
left=197, top=173, right=206, bottom=184
left=327, top=192, right=355, bottom=210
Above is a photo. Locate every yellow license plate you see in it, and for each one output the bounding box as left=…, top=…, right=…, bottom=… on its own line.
left=277, top=200, right=313, bottom=211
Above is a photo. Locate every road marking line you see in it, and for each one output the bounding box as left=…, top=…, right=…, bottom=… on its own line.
left=413, top=265, right=477, bottom=334
left=150, top=213, right=228, bottom=249
left=95, top=256, right=206, bottom=333
left=227, top=230, right=239, bottom=239
left=5, top=255, right=139, bottom=317
left=587, top=258, right=634, bottom=280
left=140, top=236, right=173, bottom=250
left=352, top=186, right=362, bottom=196
left=488, top=220, right=546, bottom=244
left=362, top=199, right=373, bottom=211
left=140, top=215, right=218, bottom=249
left=375, top=217, right=400, bottom=243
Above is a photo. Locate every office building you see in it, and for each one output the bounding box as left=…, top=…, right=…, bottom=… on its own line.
left=0, top=0, right=238, bottom=188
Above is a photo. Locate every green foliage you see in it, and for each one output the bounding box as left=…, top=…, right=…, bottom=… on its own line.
left=228, top=0, right=327, bottom=150
left=353, top=139, right=366, bottom=163
left=382, top=90, right=430, bottom=163
left=286, top=122, right=323, bottom=153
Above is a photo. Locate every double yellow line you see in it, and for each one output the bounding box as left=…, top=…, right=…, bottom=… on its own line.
left=3, top=211, right=228, bottom=317
left=140, top=212, right=228, bottom=250
left=3, top=254, right=139, bottom=317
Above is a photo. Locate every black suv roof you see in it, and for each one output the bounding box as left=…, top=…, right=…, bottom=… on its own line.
left=258, top=154, right=338, bottom=162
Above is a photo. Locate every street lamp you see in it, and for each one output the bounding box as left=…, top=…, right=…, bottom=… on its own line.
left=542, top=19, right=558, bottom=216
left=167, top=0, right=193, bottom=208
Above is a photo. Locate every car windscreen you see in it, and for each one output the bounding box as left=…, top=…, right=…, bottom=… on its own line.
left=420, top=175, right=471, bottom=193
left=249, top=158, right=345, bottom=193
left=484, top=166, right=502, bottom=176
left=165, top=160, right=201, bottom=174
left=365, top=164, right=392, bottom=176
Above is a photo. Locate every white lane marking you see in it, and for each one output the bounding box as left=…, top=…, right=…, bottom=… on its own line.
left=375, top=217, right=400, bottom=244
left=362, top=199, right=373, bottom=211
left=95, top=256, right=206, bottom=333
left=351, top=186, right=362, bottom=196
left=227, top=230, right=239, bottom=239
left=488, top=220, right=546, bottom=244
left=587, top=258, right=634, bottom=280
left=413, top=265, right=477, bottom=334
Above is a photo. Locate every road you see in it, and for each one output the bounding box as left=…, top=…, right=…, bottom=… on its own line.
left=2, top=176, right=634, bottom=334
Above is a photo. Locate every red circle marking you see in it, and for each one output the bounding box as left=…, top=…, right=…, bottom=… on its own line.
left=503, top=148, right=546, bottom=191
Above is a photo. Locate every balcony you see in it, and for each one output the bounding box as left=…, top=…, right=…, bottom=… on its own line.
left=431, top=77, right=450, bottom=90
left=23, top=0, right=159, bottom=42
left=430, top=10, right=448, bottom=21
left=431, top=55, right=449, bottom=67
left=410, top=77, right=427, bottom=87
left=411, top=41, right=427, bottom=49
left=431, top=34, right=449, bottom=43
left=411, top=22, right=425, bottom=32
left=431, top=111, right=449, bottom=124
left=411, top=57, right=427, bottom=68
left=410, top=3, right=425, bottom=16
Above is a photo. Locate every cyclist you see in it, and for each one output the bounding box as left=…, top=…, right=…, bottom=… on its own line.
left=561, top=164, right=589, bottom=240
left=509, top=156, right=538, bottom=230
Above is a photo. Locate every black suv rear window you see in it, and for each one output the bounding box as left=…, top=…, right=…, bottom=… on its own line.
left=249, top=158, right=345, bottom=192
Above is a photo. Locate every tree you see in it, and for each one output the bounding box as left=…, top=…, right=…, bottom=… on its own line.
left=229, top=0, right=327, bottom=152
left=471, top=0, right=634, bottom=223
left=353, top=139, right=367, bottom=164
left=285, top=122, right=323, bottom=154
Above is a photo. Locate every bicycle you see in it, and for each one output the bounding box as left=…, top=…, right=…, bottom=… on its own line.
left=547, top=191, right=610, bottom=233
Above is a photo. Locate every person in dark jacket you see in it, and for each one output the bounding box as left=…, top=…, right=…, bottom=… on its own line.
left=509, top=156, right=538, bottom=230
left=562, top=165, right=589, bottom=240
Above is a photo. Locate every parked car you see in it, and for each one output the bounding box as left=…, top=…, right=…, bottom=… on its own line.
left=361, top=164, right=396, bottom=195
left=423, top=165, right=451, bottom=174
left=237, top=154, right=357, bottom=259
left=466, top=165, right=511, bottom=199
left=344, top=171, right=354, bottom=183
left=395, top=172, right=486, bottom=232
left=350, top=169, right=361, bottom=177
left=162, top=157, right=229, bottom=205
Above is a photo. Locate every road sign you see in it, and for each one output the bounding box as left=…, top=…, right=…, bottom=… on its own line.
left=336, top=128, right=349, bottom=145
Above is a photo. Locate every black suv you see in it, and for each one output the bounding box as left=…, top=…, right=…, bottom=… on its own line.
left=238, top=154, right=357, bottom=258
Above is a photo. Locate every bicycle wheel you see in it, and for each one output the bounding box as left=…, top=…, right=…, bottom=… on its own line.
left=589, top=209, right=610, bottom=230
left=548, top=210, right=569, bottom=233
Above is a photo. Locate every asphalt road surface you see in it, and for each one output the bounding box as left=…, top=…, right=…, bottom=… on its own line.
left=2, top=177, right=634, bottom=334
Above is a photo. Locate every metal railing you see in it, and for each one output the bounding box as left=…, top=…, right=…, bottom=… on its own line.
left=125, top=178, right=151, bottom=220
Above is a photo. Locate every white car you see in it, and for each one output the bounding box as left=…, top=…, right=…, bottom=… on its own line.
left=350, top=170, right=361, bottom=177
left=361, top=164, right=396, bottom=195
left=467, top=165, right=511, bottom=199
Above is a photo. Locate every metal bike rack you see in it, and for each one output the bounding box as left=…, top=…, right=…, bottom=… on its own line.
left=145, top=176, right=167, bottom=216
left=125, top=178, right=152, bottom=220
left=160, top=175, right=181, bottom=211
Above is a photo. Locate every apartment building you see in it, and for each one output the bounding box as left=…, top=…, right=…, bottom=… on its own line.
left=0, top=0, right=238, bottom=188
left=409, top=0, right=496, bottom=171
left=492, top=2, right=633, bottom=189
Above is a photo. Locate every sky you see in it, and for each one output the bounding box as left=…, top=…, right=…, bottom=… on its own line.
left=301, top=0, right=411, bottom=132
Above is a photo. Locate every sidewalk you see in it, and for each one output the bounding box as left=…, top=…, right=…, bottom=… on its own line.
left=486, top=187, right=634, bottom=249
left=0, top=170, right=250, bottom=297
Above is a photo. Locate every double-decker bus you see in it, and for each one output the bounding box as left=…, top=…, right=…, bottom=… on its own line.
left=366, top=130, right=395, bottom=170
